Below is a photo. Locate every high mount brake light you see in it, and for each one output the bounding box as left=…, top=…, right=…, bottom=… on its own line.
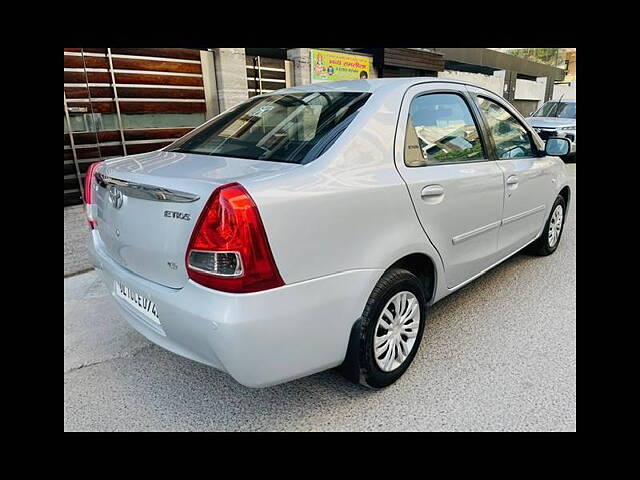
left=84, top=161, right=102, bottom=229
left=186, top=183, right=284, bottom=293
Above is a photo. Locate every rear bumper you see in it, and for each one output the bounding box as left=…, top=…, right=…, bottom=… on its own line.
left=89, top=231, right=382, bottom=387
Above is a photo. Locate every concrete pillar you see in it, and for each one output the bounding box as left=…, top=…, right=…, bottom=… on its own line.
left=210, top=48, right=248, bottom=112
left=543, top=76, right=555, bottom=102
left=287, top=48, right=312, bottom=86
left=368, top=61, right=379, bottom=79
left=494, top=70, right=516, bottom=101
left=493, top=70, right=508, bottom=97
left=200, top=50, right=220, bottom=119
left=502, top=70, right=517, bottom=102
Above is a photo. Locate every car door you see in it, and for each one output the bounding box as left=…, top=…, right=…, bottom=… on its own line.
left=394, top=83, right=505, bottom=289
left=470, top=89, right=556, bottom=258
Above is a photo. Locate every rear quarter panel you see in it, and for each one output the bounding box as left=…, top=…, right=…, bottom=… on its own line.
left=547, top=156, right=571, bottom=213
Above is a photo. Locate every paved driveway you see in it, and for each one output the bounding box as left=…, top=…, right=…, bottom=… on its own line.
left=64, top=165, right=576, bottom=431
left=64, top=205, right=91, bottom=277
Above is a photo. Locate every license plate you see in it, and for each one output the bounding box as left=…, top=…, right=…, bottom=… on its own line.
left=114, top=280, right=160, bottom=325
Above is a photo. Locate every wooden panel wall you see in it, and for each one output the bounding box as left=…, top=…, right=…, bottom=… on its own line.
left=383, top=48, right=445, bottom=72
left=64, top=48, right=205, bottom=205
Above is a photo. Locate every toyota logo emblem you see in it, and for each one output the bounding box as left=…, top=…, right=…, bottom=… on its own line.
left=108, top=186, right=123, bottom=209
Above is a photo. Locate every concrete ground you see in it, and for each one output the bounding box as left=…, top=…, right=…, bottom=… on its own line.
left=64, top=205, right=92, bottom=277
left=64, top=165, right=576, bottom=432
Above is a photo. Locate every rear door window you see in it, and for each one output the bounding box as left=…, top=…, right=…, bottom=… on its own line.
left=404, top=93, right=486, bottom=167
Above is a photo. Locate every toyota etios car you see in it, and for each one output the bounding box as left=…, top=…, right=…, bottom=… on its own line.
left=87, top=78, right=571, bottom=389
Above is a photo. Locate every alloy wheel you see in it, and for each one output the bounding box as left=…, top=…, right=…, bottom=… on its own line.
left=374, top=291, right=421, bottom=372
left=548, top=204, right=564, bottom=248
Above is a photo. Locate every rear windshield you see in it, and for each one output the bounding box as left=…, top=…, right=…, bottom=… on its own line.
left=168, top=91, right=371, bottom=164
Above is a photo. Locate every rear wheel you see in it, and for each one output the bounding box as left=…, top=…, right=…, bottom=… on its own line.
left=527, top=195, right=566, bottom=256
left=340, top=268, right=427, bottom=389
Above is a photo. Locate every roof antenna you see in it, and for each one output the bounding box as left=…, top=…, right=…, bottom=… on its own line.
left=553, top=93, right=565, bottom=117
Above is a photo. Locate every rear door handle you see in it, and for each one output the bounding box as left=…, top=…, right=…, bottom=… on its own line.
left=421, top=184, right=444, bottom=197
left=505, top=175, right=519, bottom=197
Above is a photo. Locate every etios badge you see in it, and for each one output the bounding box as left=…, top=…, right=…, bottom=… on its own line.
left=109, top=186, right=123, bottom=209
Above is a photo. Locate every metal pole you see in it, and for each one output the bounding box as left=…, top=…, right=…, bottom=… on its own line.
left=80, top=48, right=105, bottom=162
left=107, top=47, right=128, bottom=156
left=64, top=91, right=85, bottom=200
left=256, top=56, right=263, bottom=94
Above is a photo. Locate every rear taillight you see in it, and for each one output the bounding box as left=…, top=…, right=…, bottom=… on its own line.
left=186, top=183, right=284, bottom=293
left=84, top=161, right=102, bottom=229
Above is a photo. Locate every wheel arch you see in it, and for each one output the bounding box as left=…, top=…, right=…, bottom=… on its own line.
left=340, top=252, right=438, bottom=385
left=386, top=252, right=437, bottom=304
left=559, top=184, right=571, bottom=211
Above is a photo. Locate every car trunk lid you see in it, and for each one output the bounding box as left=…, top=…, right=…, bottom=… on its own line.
left=94, top=150, right=298, bottom=289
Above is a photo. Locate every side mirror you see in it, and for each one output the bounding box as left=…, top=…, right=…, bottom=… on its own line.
left=545, top=137, right=570, bottom=156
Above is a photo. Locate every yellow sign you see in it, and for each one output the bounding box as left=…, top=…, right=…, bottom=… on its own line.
left=310, top=49, right=371, bottom=83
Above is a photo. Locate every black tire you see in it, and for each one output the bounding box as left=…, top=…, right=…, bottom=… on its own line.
left=340, top=268, right=427, bottom=389
left=526, top=195, right=566, bottom=256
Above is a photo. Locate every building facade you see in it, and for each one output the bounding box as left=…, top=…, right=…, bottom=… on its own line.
left=64, top=47, right=568, bottom=206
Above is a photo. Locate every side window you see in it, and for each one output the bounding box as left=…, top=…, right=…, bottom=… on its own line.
left=476, top=97, right=534, bottom=159
left=404, top=93, right=486, bottom=167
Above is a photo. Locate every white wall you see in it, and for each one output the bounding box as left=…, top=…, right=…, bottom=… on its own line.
left=514, top=78, right=546, bottom=101
left=437, top=70, right=503, bottom=95
left=552, top=84, right=576, bottom=100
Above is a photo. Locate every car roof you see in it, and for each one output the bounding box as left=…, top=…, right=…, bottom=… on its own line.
left=273, top=77, right=499, bottom=96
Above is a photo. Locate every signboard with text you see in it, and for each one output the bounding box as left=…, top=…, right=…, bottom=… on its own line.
left=310, top=49, right=371, bottom=83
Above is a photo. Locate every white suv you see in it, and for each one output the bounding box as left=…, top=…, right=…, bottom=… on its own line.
left=88, top=78, right=571, bottom=388
left=526, top=99, right=576, bottom=161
